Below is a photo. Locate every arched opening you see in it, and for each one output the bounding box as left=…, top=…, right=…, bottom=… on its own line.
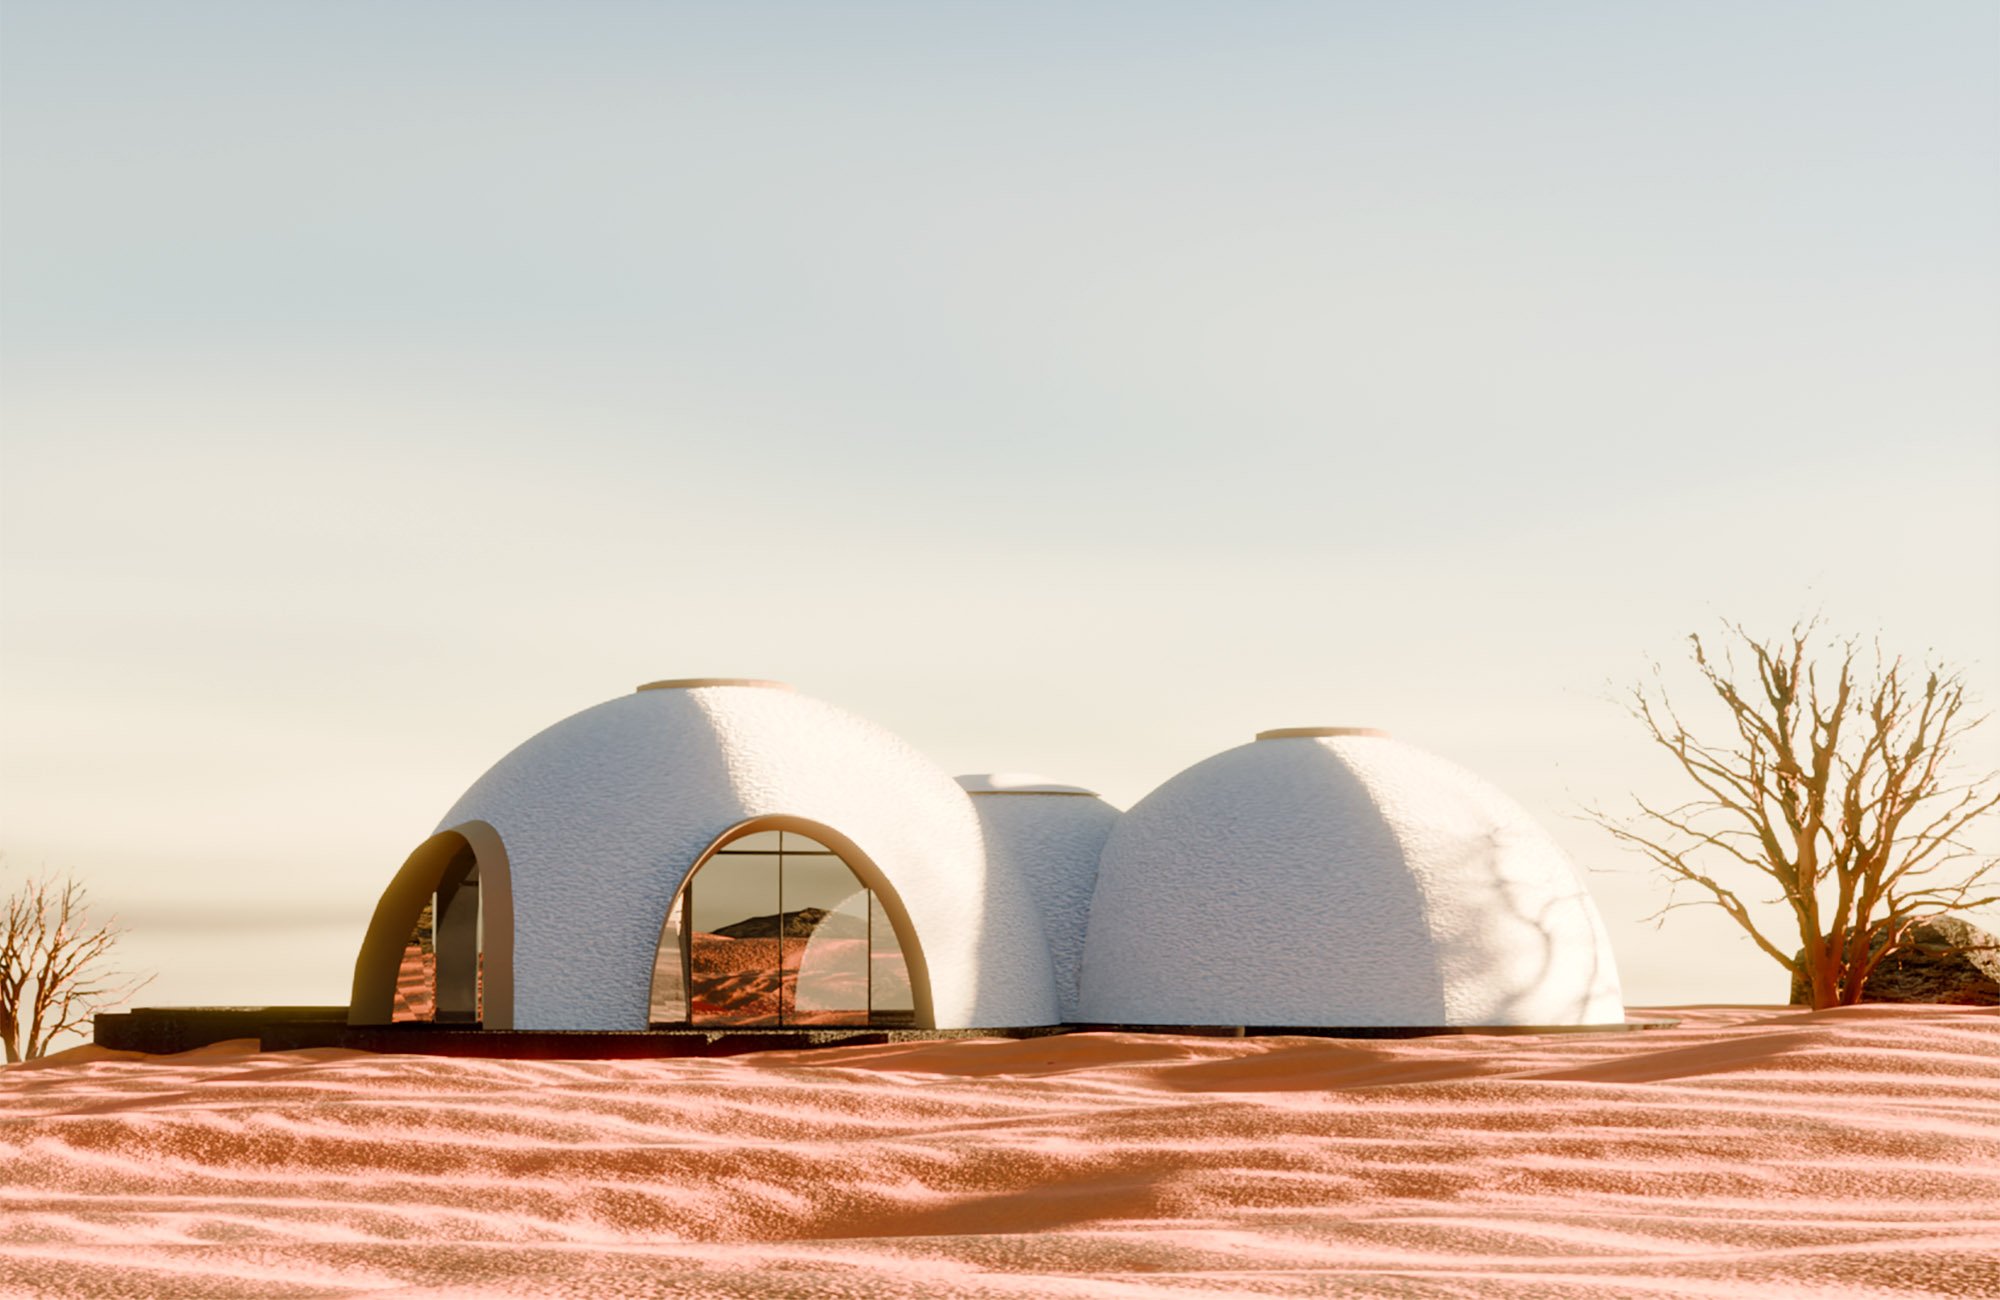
left=648, top=819, right=928, bottom=1029
left=350, top=821, right=513, bottom=1029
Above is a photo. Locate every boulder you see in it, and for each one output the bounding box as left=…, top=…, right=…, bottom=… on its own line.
left=712, top=908, right=866, bottom=941
left=1789, top=916, right=2000, bottom=1006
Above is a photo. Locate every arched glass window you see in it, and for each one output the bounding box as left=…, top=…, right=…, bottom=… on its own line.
left=391, top=846, right=483, bottom=1024
left=353, top=822, right=512, bottom=1029
left=648, top=830, right=914, bottom=1028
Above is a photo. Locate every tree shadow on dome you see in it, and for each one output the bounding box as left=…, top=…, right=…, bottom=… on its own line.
left=1079, top=740, right=1450, bottom=1027
left=1424, top=825, right=1621, bottom=1026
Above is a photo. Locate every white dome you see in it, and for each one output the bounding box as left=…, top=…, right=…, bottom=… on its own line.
left=1077, top=731, right=1623, bottom=1027
left=410, top=683, right=1060, bottom=1030
left=957, top=775, right=1120, bottom=1022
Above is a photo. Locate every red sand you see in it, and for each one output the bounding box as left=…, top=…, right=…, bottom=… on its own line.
left=673, top=934, right=912, bottom=1026
left=3, top=1005, right=1997, bottom=1297
left=393, top=947, right=434, bottom=1022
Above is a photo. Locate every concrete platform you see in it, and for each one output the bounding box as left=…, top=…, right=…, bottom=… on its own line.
left=95, top=1007, right=1674, bottom=1059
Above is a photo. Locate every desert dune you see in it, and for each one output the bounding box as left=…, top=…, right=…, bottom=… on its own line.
left=3, top=1005, right=1997, bottom=1297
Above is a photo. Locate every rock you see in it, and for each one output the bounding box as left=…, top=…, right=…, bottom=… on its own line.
left=712, top=908, right=867, bottom=941
left=1789, top=916, right=2000, bottom=1006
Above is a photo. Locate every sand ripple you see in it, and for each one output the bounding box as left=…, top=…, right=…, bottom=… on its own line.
left=3, top=1006, right=1997, bottom=1297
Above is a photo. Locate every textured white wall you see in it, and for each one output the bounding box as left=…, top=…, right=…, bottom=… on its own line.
left=1078, top=734, right=1624, bottom=1027
left=961, top=785, right=1121, bottom=1022
left=434, top=686, right=1061, bottom=1030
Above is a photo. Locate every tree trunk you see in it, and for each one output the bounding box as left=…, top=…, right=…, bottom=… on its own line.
left=1804, top=937, right=1840, bottom=1009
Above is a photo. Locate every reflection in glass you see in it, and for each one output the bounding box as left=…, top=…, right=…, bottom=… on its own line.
left=648, top=894, right=687, bottom=1023
left=870, top=892, right=915, bottom=1027
left=393, top=846, right=485, bottom=1024
left=435, top=865, right=480, bottom=1023
left=649, top=829, right=919, bottom=1028
left=786, top=868, right=868, bottom=1026
left=392, top=876, right=486, bottom=1016
left=393, top=901, right=435, bottom=1022
left=687, top=852, right=782, bottom=1025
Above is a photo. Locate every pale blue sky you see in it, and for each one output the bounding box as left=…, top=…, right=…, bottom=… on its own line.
left=3, top=2, right=1996, bottom=1020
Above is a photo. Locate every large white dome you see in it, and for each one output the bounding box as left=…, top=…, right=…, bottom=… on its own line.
left=1077, top=730, right=1623, bottom=1027
left=361, top=682, right=1060, bottom=1031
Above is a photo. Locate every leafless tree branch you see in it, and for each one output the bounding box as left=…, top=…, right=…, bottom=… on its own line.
left=1584, top=619, right=2000, bottom=1009
left=1, top=869, right=151, bottom=1062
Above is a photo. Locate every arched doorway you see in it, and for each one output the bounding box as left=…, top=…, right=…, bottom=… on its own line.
left=648, top=823, right=922, bottom=1029
left=350, top=821, right=514, bottom=1028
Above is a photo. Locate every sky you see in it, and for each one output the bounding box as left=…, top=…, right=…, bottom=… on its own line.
left=3, top=1, right=1997, bottom=1034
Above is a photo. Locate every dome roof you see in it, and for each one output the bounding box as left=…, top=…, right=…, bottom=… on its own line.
left=955, top=773, right=1100, bottom=796
left=1077, top=731, right=1623, bottom=1027
left=427, top=682, right=1060, bottom=1030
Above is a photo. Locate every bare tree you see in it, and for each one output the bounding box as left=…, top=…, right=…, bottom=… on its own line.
left=1592, top=620, right=2000, bottom=1010
left=0, top=871, right=148, bottom=1062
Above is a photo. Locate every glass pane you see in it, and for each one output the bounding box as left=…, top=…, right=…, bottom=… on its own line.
left=648, top=893, right=687, bottom=1024
left=783, top=856, right=869, bottom=1025
left=720, top=830, right=783, bottom=853
left=780, top=831, right=833, bottom=854
left=688, top=853, right=781, bottom=1025
left=869, top=892, right=915, bottom=1027
left=434, top=873, right=480, bottom=1023
left=392, top=901, right=435, bottom=1022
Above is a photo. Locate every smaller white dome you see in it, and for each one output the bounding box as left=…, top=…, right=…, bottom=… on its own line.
left=1078, top=731, right=1623, bottom=1027
left=955, top=773, right=1100, bottom=796
left=958, top=774, right=1120, bottom=1023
